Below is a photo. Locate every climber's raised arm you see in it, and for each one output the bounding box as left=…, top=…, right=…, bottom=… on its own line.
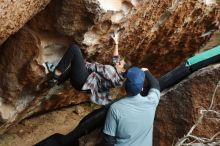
left=111, top=31, right=119, bottom=57
left=111, top=27, right=125, bottom=57
left=111, top=27, right=131, bottom=73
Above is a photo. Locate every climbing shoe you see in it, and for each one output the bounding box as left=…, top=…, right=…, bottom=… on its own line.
left=45, top=62, right=56, bottom=73
left=45, top=62, right=60, bottom=80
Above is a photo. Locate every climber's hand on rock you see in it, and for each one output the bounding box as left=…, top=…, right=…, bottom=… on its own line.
left=111, top=27, right=125, bottom=45
left=111, top=31, right=119, bottom=45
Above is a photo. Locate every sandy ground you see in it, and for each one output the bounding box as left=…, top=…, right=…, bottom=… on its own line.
left=0, top=103, right=99, bottom=146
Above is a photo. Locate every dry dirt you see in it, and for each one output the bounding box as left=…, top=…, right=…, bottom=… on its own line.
left=0, top=103, right=97, bottom=146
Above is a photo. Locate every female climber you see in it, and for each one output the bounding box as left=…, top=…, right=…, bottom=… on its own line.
left=46, top=28, right=131, bottom=105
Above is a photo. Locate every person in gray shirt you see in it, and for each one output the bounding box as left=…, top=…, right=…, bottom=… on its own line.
left=102, top=67, right=160, bottom=146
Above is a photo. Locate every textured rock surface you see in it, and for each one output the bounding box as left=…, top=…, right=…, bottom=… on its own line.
left=28, top=0, right=95, bottom=42
left=0, top=0, right=219, bottom=136
left=154, top=63, right=220, bottom=146
left=86, top=0, right=220, bottom=76
left=0, top=0, right=51, bottom=45
left=0, top=28, right=89, bottom=133
left=0, top=28, right=44, bottom=104
left=0, top=28, right=45, bottom=125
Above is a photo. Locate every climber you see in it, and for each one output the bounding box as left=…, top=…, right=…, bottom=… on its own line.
left=101, top=67, right=160, bottom=146
left=45, top=28, right=131, bottom=105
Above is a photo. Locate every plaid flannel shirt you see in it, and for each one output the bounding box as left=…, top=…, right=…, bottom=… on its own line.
left=82, top=58, right=123, bottom=105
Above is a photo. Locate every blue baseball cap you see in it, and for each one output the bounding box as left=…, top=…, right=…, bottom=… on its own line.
left=124, top=67, right=145, bottom=95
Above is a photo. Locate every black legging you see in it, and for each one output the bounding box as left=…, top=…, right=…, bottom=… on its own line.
left=56, top=44, right=89, bottom=90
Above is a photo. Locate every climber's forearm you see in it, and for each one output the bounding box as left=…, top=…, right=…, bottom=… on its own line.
left=113, top=43, right=119, bottom=57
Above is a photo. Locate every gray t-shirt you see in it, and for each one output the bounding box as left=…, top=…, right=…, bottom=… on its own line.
left=103, top=88, right=160, bottom=146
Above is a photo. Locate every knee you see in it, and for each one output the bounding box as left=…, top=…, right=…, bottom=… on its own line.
left=68, top=43, right=83, bottom=57
left=70, top=43, right=81, bottom=52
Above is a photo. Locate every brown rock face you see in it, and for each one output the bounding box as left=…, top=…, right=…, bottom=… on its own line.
left=55, top=0, right=94, bottom=39
left=28, top=0, right=95, bottom=42
left=88, top=0, right=220, bottom=76
left=0, top=28, right=44, bottom=104
left=0, top=0, right=51, bottom=45
left=0, top=0, right=219, bottom=136
left=0, top=28, right=89, bottom=133
left=154, top=63, right=220, bottom=146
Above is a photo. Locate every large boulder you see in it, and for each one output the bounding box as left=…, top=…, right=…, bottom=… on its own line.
left=0, top=28, right=89, bottom=134
left=28, top=0, right=220, bottom=76
left=0, top=0, right=219, bottom=134
left=0, top=0, right=51, bottom=45
left=28, top=0, right=95, bottom=42
left=154, top=63, right=220, bottom=146
left=85, top=0, right=220, bottom=76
